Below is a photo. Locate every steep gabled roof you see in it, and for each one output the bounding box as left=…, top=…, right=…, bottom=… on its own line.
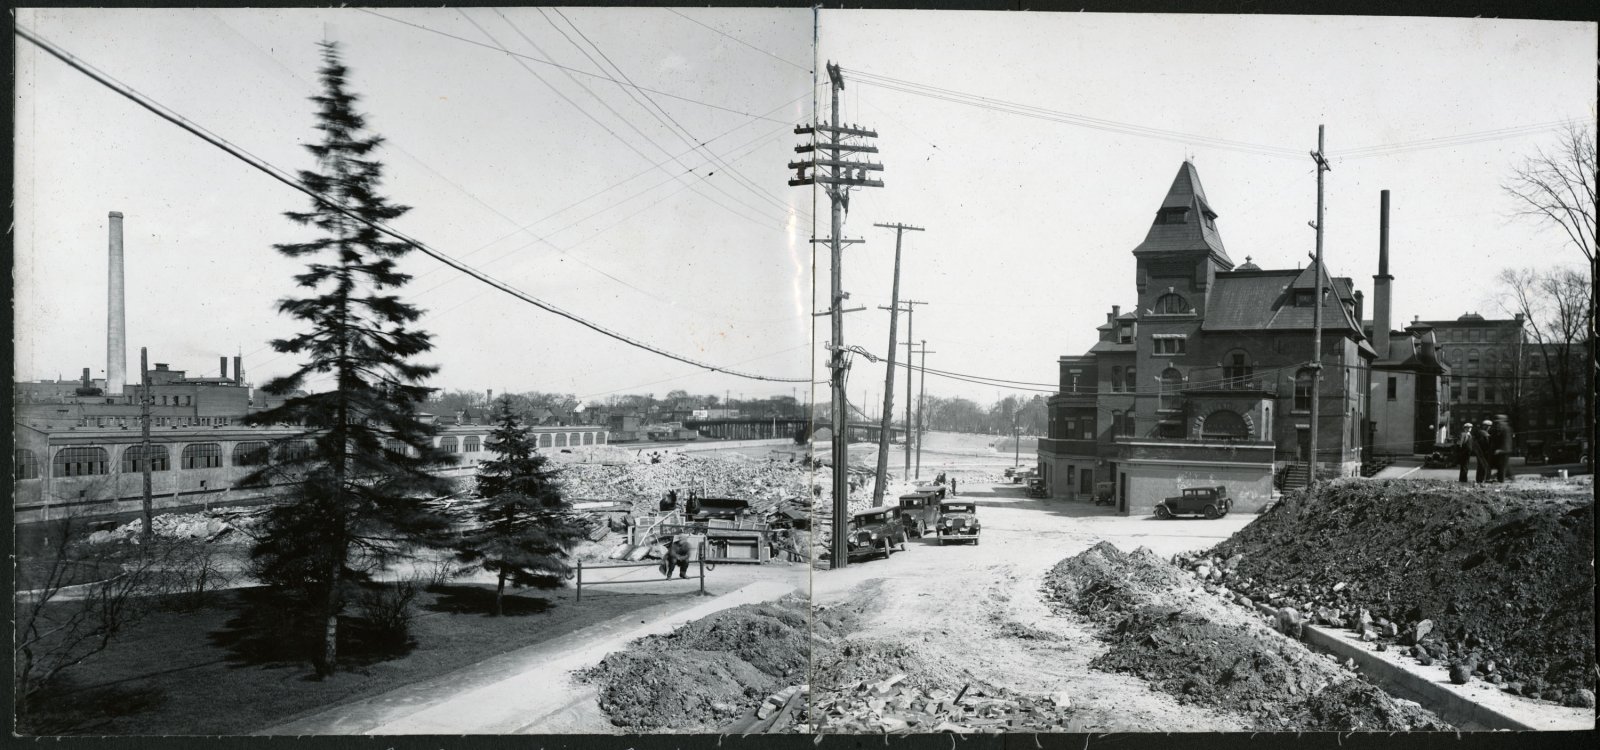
left=1132, top=161, right=1233, bottom=269
left=1202, top=264, right=1363, bottom=334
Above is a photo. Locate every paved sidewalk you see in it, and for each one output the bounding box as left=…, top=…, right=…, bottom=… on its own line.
left=259, top=579, right=799, bottom=735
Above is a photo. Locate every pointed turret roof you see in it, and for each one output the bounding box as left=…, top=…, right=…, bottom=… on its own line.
left=1132, top=161, right=1233, bottom=269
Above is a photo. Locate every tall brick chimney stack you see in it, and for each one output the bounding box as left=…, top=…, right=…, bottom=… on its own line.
left=107, top=211, right=126, bottom=396
left=233, top=356, right=243, bottom=385
left=1372, top=191, right=1393, bottom=360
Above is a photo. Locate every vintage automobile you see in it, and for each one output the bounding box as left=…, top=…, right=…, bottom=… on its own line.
left=1548, top=439, right=1589, bottom=465
left=1155, top=486, right=1233, bottom=519
left=897, top=491, right=942, bottom=537
left=936, top=501, right=981, bottom=545
left=1026, top=477, right=1048, bottom=498
left=847, top=507, right=908, bottom=560
left=1092, top=481, right=1116, bottom=506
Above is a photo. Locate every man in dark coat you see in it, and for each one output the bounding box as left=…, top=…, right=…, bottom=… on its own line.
left=1456, top=422, right=1475, bottom=482
left=660, top=536, right=693, bottom=580
left=1473, top=420, right=1494, bottom=483
left=1491, top=414, right=1514, bottom=483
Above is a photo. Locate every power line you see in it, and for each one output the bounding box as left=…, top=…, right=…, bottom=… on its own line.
left=843, top=67, right=1306, bottom=160
left=539, top=8, right=807, bottom=224
left=457, top=9, right=787, bottom=231
left=357, top=8, right=792, bottom=124
left=13, top=24, right=809, bottom=385
left=664, top=8, right=811, bottom=72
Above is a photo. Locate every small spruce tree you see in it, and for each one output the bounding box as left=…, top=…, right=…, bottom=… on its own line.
left=458, top=398, right=585, bottom=616
left=245, top=41, right=453, bottom=676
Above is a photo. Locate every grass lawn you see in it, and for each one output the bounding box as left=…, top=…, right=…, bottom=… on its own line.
left=18, top=581, right=687, bottom=736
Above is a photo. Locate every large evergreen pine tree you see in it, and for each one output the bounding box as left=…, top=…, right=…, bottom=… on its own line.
left=245, top=41, right=453, bottom=676
left=458, top=398, right=584, bottom=616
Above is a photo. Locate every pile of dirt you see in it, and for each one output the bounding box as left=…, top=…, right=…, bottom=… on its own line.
left=576, top=596, right=820, bottom=731
left=1207, top=477, right=1595, bottom=704
left=1044, top=542, right=1448, bottom=731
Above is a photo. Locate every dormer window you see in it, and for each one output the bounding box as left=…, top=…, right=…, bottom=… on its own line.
left=1203, top=211, right=1217, bottom=230
left=1118, top=322, right=1135, bottom=344
left=1155, top=207, right=1190, bottom=225
left=1294, top=289, right=1315, bottom=307
left=1152, top=293, right=1192, bottom=315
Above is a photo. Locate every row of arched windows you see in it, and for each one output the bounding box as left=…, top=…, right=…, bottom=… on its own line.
left=23, top=431, right=604, bottom=479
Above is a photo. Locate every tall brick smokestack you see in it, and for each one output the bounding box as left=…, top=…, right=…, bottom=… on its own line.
left=1372, top=191, right=1393, bottom=360
left=233, top=356, right=242, bottom=385
left=220, top=356, right=229, bottom=380
left=107, top=211, right=126, bottom=396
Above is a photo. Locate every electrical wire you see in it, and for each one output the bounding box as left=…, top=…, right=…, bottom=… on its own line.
left=13, top=24, right=810, bottom=384
left=664, top=8, right=811, bottom=72
left=537, top=8, right=808, bottom=224
left=357, top=8, right=792, bottom=124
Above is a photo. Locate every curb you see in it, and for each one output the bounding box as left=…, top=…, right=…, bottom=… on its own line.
left=1248, top=601, right=1587, bottom=730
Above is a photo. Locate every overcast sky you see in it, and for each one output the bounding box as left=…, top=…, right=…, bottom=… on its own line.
left=14, top=9, right=1596, bottom=413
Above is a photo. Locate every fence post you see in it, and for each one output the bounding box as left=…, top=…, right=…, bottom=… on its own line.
left=699, top=555, right=706, bottom=597
left=576, top=560, right=582, bottom=603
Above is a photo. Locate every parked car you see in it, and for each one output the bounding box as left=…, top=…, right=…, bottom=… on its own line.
left=1155, top=486, right=1232, bottom=519
left=847, top=507, right=908, bottom=560
left=1548, top=439, right=1589, bottom=465
left=1026, top=477, right=1047, bottom=498
left=936, top=501, right=980, bottom=545
left=897, top=491, right=942, bottom=538
left=1092, top=481, right=1116, bottom=506
left=1523, top=439, right=1548, bottom=466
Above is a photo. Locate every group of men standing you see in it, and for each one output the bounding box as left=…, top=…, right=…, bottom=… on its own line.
left=1456, top=414, right=1515, bottom=483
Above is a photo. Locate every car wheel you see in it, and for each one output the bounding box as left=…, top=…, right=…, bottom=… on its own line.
left=1156, top=505, right=1172, bottom=519
left=1204, top=504, right=1221, bottom=519
left=918, top=521, right=927, bottom=538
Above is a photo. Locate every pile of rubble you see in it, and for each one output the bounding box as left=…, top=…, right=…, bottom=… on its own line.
left=1045, top=542, right=1449, bottom=730
left=1205, top=477, right=1595, bottom=707
left=577, top=596, right=813, bottom=732
left=85, top=508, right=264, bottom=546
left=810, top=675, right=1073, bottom=733
left=558, top=452, right=813, bottom=519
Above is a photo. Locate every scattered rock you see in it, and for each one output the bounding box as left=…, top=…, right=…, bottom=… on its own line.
left=1448, top=663, right=1473, bottom=685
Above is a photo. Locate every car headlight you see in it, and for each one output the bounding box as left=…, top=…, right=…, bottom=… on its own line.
left=869, top=532, right=878, bottom=540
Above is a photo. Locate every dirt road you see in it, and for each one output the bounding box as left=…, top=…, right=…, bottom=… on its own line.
left=809, top=478, right=1258, bottom=731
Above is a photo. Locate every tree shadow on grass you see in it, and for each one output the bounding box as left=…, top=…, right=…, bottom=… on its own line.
left=207, top=586, right=416, bottom=675
left=423, top=583, right=554, bottom=617
left=18, top=680, right=168, bottom=736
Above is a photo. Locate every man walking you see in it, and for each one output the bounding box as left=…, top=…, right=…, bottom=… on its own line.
left=1456, top=421, right=1475, bottom=482
left=1492, top=414, right=1514, bottom=483
left=1473, top=420, right=1493, bottom=483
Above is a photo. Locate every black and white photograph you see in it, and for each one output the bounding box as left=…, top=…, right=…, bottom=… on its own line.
left=9, top=4, right=1596, bottom=739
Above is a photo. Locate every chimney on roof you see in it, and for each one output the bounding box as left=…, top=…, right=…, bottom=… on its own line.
left=1112, top=305, right=1121, bottom=318
left=107, top=212, right=127, bottom=396
left=1373, top=190, right=1394, bottom=360
left=82, top=367, right=91, bottom=388
left=220, top=356, right=228, bottom=380
left=233, top=356, right=242, bottom=385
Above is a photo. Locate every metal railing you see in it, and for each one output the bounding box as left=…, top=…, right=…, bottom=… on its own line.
left=575, top=542, right=709, bottom=602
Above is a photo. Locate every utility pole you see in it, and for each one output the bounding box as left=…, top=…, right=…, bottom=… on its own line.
left=912, top=341, right=936, bottom=479
left=871, top=222, right=924, bottom=506
left=898, top=300, right=926, bottom=479
left=1308, top=125, right=1331, bottom=484
left=1013, top=419, right=1021, bottom=469
left=139, top=347, right=153, bottom=543
left=790, top=61, right=883, bottom=569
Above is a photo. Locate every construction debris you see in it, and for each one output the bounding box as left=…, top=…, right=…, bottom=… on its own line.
left=576, top=596, right=818, bottom=732
left=1205, top=477, right=1595, bottom=705
left=1044, top=541, right=1449, bottom=731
